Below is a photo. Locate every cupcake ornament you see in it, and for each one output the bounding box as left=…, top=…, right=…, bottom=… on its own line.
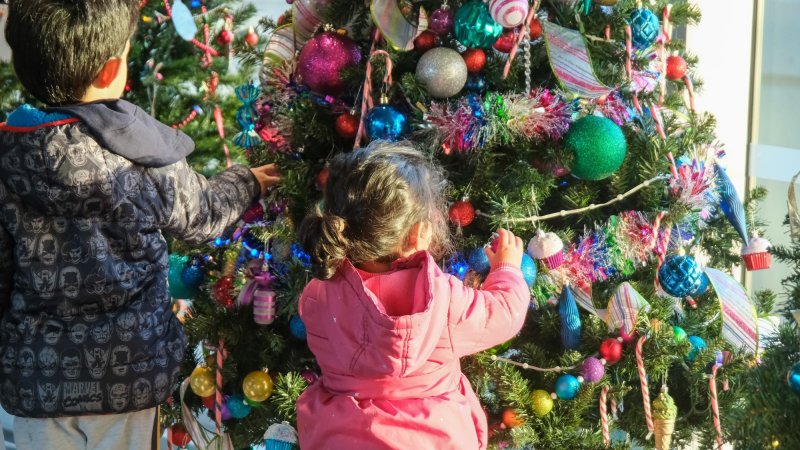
left=741, top=231, right=772, bottom=271
left=264, top=422, right=299, bottom=450
left=527, top=230, right=564, bottom=269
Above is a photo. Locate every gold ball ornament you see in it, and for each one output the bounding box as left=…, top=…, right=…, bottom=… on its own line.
left=243, top=370, right=274, bottom=402
left=771, top=438, right=780, bottom=448
left=190, top=366, right=216, bottom=397
left=530, top=389, right=554, bottom=416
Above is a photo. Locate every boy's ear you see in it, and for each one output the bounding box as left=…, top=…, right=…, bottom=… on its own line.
left=93, top=57, right=123, bottom=89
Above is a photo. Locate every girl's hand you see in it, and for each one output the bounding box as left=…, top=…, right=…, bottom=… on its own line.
left=251, top=164, right=281, bottom=195
left=485, top=228, right=524, bottom=269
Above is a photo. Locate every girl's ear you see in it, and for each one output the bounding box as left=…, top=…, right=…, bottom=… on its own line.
left=404, top=221, right=433, bottom=253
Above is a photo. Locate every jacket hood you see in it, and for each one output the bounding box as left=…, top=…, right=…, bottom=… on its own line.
left=0, top=101, right=193, bottom=217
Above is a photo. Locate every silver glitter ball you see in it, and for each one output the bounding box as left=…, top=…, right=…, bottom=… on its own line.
left=415, top=47, right=468, bottom=99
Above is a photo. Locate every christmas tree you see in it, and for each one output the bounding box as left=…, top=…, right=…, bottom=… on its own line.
left=727, top=175, right=800, bottom=450
left=154, top=1, right=771, bottom=449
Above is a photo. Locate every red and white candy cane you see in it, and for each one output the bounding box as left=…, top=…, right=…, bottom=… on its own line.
left=657, top=5, right=673, bottom=105
left=709, top=363, right=724, bottom=448
left=599, top=385, right=611, bottom=447
left=636, top=335, right=655, bottom=437
left=502, top=0, right=539, bottom=80
left=354, top=50, right=394, bottom=148
left=214, top=339, right=226, bottom=438
left=214, top=106, right=232, bottom=168
left=173, top=105, right=204, bottom=129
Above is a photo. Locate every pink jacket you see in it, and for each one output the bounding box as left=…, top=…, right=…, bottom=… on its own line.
left=296, top=251, right=530, bottom=449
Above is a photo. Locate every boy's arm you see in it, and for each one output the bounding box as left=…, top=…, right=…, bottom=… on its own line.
left=0, top=225, right=13, bottom=316
left=159, top=160, right=260, bottom=245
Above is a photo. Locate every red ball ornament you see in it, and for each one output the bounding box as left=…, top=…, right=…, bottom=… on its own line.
left=530, top=18, right=543, bottom=40
left=414, top=30, right=440, bottom=52
left=245, top=27, right=260, bottom=46
left=213, top=276, right=235, bottom=309
left=335, top=112, right=360, bottom=139
left=201, top=395, right=216, bottom=410
left=666, top=55, right=688, bottom=81
left=217, top=30, right=234, bottom=45
left=315, top=167, right=330, bottom=191
left=449, top=199, right=476, bottom=227
left=462, top=48, right=486, bottom=74
left=599, top=338, right=623, bottom=365
left=493, top=28, right=519, bottom=53
left=168, top=424, right=192, bottom=448
left=242, top=202, right=264, bottom=224
left=501, top=408, right=524, bottom=428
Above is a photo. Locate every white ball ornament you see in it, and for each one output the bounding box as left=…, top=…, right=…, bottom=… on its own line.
left=489, top=0, right=530, bottom=28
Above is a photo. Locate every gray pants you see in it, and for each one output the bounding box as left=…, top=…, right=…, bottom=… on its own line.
left=12, top=407, right=159, bottom=450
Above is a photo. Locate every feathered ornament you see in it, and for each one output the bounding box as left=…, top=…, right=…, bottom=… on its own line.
left=716, top=163, right=748, bottom=245
left=559, top=284, right=582, bottom=350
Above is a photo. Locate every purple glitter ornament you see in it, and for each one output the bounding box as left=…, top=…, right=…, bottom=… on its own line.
left=581, top=356, right=605, bottom=383
left=297, top=32, right=361, bottom=96
left=429, top=6, right=454, bottom=35
left=220, top=395, right=232, bottom=420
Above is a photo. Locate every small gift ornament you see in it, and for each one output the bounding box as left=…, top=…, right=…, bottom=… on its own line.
left=527, top=229, right=564, bottom=269
left=652, top=388, right=677, bottom=450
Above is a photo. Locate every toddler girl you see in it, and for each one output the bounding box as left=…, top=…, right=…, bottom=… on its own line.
left=296, top=142, right=530, bottom=449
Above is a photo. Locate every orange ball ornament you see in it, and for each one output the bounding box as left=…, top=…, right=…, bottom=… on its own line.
left=666, top=55, right=688, bottom=81
left=502, top=408, right=524, bottom=428
left=245, top=27, right=260, bottom=46
left=462, top=48, right=486, bottom=74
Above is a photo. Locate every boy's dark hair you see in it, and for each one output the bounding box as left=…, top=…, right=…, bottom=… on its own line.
left=5, top=0, right=139, bottom=105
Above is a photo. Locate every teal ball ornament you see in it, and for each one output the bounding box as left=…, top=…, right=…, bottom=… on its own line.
left=565, top=116, right=627, bottom=180
left=788, top=362, right=800, bottom=393
left=686, top=335, right=707, bottom=362
left=366, top=105, right=407, bottom=142
left=168, top=254, right=195, bottom=299
left=454, top=0, right=503, bottom=49
left=180, top=262, right=205, bottom=291
left=555, top=374, right=581, bottom=400
left=630, top=8, right=660, bottom=48
left=290, top=315, right=307, bottom=340
left=520, top=253, right=537, bottom=287
left=658, top=254, right=704, bottom=298
left=227, top=394, right=252, bottom=419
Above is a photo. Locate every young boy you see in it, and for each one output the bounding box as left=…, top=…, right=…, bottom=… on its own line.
left=0, top=1, right=279, bottom=449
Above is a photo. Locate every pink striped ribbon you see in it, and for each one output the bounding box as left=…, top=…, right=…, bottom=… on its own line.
left=636, top=336, right=654, bottom=436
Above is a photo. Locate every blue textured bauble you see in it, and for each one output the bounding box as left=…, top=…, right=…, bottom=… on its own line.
left=169, top=254, right=196, bottom=299
left=454, top=0, right=503, bottom=49
left=366, top=105, right=407, bottom=142
left=464, top=74, right=488, bottom=93
left=520, top=253, right=537, bottom=287
left=227, top=394, right=252, bottom=419
left=565, top=116, right=627, bottom=180
left=686, top=335, right=707, bottom=362
left=290, top=315, right=307, bottom=340
left=717, top=165, right=749, bottom=245
left=690, top=273, right=710, bottom=297
left=658, top=254, right=704, bottom=298
left=555, top=374, right=581, bottom=400
left=788, top=362, right=800, bottom=393
left=559, top=285, right=581, bottom=350
left=629, top=8, right=660, bottom=48
left=468, top=247, right=491, bottom=275
left=180, top=263, right=205, bottom=289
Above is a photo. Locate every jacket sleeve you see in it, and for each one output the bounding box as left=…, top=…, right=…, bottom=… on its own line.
left=160, top=160, right=260, bottom=245
left=448, top=264, right=530, bottom=357
left=0, top=224, right=13, bottom=316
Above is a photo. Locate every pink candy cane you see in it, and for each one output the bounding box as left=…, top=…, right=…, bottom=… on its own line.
left=214, top=340, right=225, bottom=437
left=502, top=0, right=539, bottom=79
left=636, top=336, right=655, bottom=437
left=354, top=50, right=394, bottom=148
left=709, top=363, right=724, bottom=448
left=600, top=385, right=610, bottom=447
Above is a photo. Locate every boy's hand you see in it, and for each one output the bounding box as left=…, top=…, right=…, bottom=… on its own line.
left=485, top=228, right=524, bottom=269
left=250, top=164, right=281, bottom=195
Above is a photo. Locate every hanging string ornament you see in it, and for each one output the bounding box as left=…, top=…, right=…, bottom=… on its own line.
left=233, top=83, right=261, bottom=149
left=559, top=284, right=581, bottom=350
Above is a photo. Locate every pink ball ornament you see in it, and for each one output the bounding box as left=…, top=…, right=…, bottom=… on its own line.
left=619, top=328, right=637, bottom=344
left=581, top=357, right=606, bottom=383
left=489, top=0, right=529, bottom=28
left=297, top=31, right=362, bottom=96
left=429, top=6, right=455, bottom=35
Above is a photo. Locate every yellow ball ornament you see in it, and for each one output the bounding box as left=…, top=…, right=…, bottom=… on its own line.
left=771, top=437, right=780, bottom=448
left=190, top=366, right=216, bottom=397
left=243, top=370, right=273, bottom=402
left=530, top=389, right=554, bottom=416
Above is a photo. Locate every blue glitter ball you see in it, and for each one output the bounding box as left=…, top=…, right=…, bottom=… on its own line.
left=629, top=8, right=660, bottom=48
left=788, top=362, right=800, bottom=393
left=447, top=253, right=470, bottom=280
left=521, top=253, right=537, bottom=287
left=468, top=247, right=491, bottom=275
left=290, top=315, right=307, bottom=340
left=366, top=105, right=407, bottom=141
left=658, top=254, right=704, bottom=298
left=464, top=74, right=488, bottom=93
left=180, top=263, right=205, bottom=289
left=686, top=335, right=707, bottom=362
left=555, top=374, right=581, bottom=400
left=226, top=394, right=252, bottom=419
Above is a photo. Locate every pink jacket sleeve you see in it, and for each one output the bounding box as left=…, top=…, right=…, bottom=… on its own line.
left=448, top=264, right=531, bottom=357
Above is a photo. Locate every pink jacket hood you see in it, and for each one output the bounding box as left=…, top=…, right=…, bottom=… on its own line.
left=297, top=251, right=530, bottom=449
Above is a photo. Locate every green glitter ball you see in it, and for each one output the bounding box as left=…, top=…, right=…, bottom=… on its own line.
left=565, top=115, right=627, bottom=180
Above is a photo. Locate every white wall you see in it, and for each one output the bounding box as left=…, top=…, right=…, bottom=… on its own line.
left=0, top=5, right=10, bottom=62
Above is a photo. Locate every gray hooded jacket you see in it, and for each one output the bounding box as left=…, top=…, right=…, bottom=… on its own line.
left=0, top=100, right=259, bottom=417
